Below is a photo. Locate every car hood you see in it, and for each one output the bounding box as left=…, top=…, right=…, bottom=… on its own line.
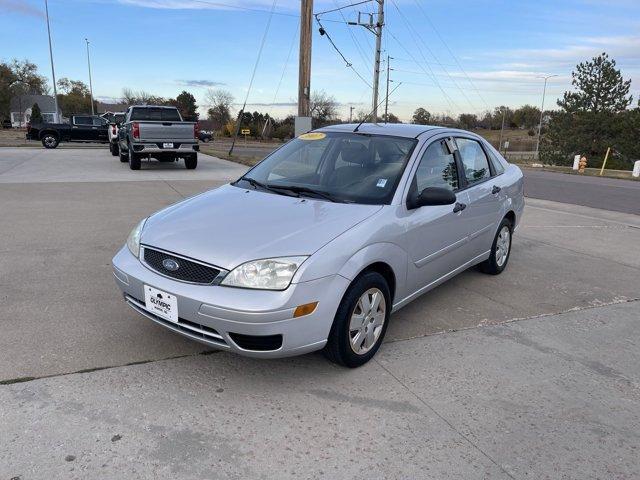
left=141, top=184, right=382, bottom=270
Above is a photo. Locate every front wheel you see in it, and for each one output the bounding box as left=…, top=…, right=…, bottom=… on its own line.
left=479, top=218, right=513, bottom=275
left=41, top=134, right=59, bottom=149
left=324, top=271, right=391, bottom=368
left=110, top=142, right=119, bottom=156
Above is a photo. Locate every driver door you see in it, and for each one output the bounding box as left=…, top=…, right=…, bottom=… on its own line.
left=403, top=137, right=472, bottom=295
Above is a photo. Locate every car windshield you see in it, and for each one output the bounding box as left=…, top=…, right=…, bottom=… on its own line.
left=130, top=107, right=182, bottom=121
left=235, top=132, right=417, bottom=205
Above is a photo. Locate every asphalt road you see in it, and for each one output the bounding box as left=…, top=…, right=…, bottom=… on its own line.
left=522, top=168, right=640, bottom=215
left=1, top=147, right=639, bottom=479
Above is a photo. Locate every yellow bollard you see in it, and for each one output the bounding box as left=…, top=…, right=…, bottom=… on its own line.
left=599, top=147, right=611, bottom=176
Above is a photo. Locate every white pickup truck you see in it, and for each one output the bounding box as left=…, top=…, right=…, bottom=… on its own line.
left=101, top=112, right=126, bottom=156
left=117, top=105, right=199, bottom=170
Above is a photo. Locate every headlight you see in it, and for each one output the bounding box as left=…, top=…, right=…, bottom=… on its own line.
left=221, top=256, right=308, bottom=290
left=126, top=218, right=147, bottom=258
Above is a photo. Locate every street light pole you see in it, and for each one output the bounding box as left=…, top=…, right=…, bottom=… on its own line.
left=85, top=38, right=95, bottom=115
left=44, top=0, right=59, bottom=122
left=535, top=74, right=558, bottom=159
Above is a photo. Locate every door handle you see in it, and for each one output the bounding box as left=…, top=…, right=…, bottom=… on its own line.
left=491, top=185, right=501, bottom=194
left=453, top=202, right=467, bottom=213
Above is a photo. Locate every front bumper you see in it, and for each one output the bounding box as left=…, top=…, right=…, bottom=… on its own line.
left=112, top=246, right=349, bottom=358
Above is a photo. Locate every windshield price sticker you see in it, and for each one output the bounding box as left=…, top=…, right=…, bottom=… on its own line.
left=299, top=132, right=326, bottom=141
left=376, top=178, right=388, bottom=188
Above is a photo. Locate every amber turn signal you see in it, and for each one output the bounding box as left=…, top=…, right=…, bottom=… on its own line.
left=293, top=302, right=318, bottom=318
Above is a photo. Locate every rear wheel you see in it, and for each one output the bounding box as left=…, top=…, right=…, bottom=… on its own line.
left=119, top=145, right=128, bottom=163
left=41, top=134, right=59, bottom=149
left=479, top=217, right=513, bottom=275
left=324, top=271, right=391, bottom=368
left=128, top=146, right=141, bottom=170
left=185, top=153, right=197, bottom=169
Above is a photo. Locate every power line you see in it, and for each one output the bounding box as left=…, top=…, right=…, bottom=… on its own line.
left=230, top=0, right=278, bottom=155
left=315, top=17, right=373, bottom=88
left=388, top=0, right=476, bottom=111
left=330, top=0, right=371, bottom=70
left=268, top=23, right=299, bottom=115
left=315, top=0, right=373, bottom=16
left=385, top=26, right=459, bottom=112
left=411, top=0, right=490, bottom=110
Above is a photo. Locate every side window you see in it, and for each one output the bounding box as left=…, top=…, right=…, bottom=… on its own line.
left=414, top=139, right=459, bottom=192
left=74, top=116, right=93, bottom=125
left=456, top=138, right=491, bottom=184
left=486, top=147, right=505, bottom=175
left=93, top=117, right=107, bottom=126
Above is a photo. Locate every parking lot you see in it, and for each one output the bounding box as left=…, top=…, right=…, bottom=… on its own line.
left=1, top=147, right=639, bottom=479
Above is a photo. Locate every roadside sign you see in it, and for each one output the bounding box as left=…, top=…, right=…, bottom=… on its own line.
left=633, top=160, right=640, bottom=178
left=572, top=155, right=581, bottom=170
left=241, top=129, right=250, bottom=135
left=503, top=140, right=509, bottom=150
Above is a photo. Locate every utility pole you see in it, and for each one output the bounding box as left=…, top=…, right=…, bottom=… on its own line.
left=349, top=105, right=355, bottom=123
left=371, top=0, right=384, bottom=119
left=85, top=38, right=95, bottom=115
left=384, top=54, right=392, bottom=122
left=535, top=74, right=558, bottom=159
left=298, top=0, right=313, bottom=118
left=44, top=0, right=59, bottom=122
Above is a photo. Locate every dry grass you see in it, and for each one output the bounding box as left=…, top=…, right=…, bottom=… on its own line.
left=198, top=145, right=262, bottom=166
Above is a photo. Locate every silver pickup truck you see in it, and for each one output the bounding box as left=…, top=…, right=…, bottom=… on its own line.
left=117, top=105, right=199, bottom=170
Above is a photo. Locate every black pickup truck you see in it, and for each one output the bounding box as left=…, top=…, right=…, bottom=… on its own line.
left=27, top=115, right=109, bottom=148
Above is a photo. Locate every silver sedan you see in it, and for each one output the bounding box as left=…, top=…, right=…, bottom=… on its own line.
left=112, top=123, right=524, bottom=367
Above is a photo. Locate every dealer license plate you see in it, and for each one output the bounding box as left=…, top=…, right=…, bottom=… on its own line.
left=144, top=285, right=178, bottom=323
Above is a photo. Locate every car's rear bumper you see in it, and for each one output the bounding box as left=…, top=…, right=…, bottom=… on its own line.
left=131, top=141, right=198, bottom=154
left=112, top=246, right=349, bottom=358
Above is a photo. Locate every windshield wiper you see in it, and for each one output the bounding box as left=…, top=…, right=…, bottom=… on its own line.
left=239, top=177, right=298, bottom=197
left=268, top=184, right=342, bottom=203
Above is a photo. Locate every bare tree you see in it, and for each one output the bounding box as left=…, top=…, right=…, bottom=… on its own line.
left=310, top=90, right=338, bottom=127
left=205, top=89, right=234, bottom=130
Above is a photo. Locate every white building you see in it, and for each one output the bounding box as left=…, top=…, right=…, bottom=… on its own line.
left=10, top=94, right=61, bottom=127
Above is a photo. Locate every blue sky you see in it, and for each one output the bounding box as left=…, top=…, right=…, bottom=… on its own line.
left=1, top=0, right=639, bottom=121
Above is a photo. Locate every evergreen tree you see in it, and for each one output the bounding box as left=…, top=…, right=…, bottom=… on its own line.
left=30, top=102, right=43, bottom=124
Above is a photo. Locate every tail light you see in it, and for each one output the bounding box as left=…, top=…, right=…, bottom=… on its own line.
left=194, top=123, right=200, bottom=139
left=132, top=122, right=140, bottom=139
left=111, top=125, right=116, bottom=135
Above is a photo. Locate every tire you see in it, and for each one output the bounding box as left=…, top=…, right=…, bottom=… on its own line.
left=110, top=142, right=119, bottom=156
left=185, top=153, right=197, bottom=169
left=324, top=271, right=391, bottom=368
left=119, top=145, right=128, bottom=163
left=41, top=134, right=59, bottom=149
left=478, top=217, right=513, bottom=275
left=128, top=146, right=141, bottom=170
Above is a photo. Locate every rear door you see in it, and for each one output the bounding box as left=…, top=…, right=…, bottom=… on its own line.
left=403, top=136, right=472, bottom=294
left=455, top=136, right=503, bottom=258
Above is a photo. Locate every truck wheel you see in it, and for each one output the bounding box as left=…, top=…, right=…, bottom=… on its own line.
left=185, top=154, right=197, bottom=170
left=41, top=134, right=59, bottom=149
left=110, top=142, right=119, bottom=156
left=128, top=148, right=141, bottom=170
left=119, top=146, right=128, bottom=163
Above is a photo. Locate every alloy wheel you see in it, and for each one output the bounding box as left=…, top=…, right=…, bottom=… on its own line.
left=495, top=225, right=511, bottom=267
left=349, top=288, right=386, bottom=355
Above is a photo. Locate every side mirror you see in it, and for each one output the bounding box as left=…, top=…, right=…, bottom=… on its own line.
left=407, top=187, right=457, bottom=210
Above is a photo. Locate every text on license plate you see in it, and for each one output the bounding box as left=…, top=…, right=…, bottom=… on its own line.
left=144, top=285, right=178, bottom=323
left=162, top=142, right=174, bottom=148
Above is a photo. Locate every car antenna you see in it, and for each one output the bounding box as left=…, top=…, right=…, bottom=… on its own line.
left=353, top=82, right=403, bottom=133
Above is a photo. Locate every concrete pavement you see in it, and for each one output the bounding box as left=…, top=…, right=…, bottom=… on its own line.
left=2, top=301, right=638, bottom=479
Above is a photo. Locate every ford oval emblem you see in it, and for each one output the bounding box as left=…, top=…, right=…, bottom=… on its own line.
left=162, top=258, right=180, bottom=271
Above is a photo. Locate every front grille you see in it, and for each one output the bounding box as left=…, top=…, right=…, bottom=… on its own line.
left=143, top=247, right=222, bottom=284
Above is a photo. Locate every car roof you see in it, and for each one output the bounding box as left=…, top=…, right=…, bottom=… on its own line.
left=315, top=123, right=445, bottom=138
left=130, top=105, right=177, bottom=109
